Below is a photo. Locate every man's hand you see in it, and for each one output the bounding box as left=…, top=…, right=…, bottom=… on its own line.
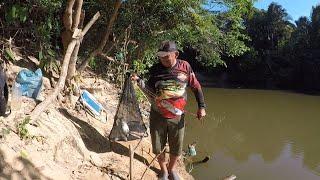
left=197, top=108, right=206, bottom=121
left=131, top=73, right=139, bottom=81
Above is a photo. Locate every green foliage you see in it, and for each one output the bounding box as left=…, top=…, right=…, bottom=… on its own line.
left=89, top=57, right=98, bottom=70
left=1, top=128, right=10, bottom=136
left=5, top=4, right=28, bottom=23
left=2, top=0, right=63, bottom=62
left=246, top=3, right=293, bottom=51
left=116, top=0, right=253, bottom=70
left=230, top=3, right=320, bottom=91
left=17, top=117, right=31, bottom=140
left=38, top=45, right=60, bottom=75
left=115, top=52, right=124, bottom=62
left=133, top=84, right=147, bottom=103
left=132, top=49, right=157, bottom=75
left=290, top=17, right=310, bottom=50
left=4, top=48, right=16, bottom=62
left=37, top=17, right=53, bottom=42
left=38, top=0, right=63, bottom=9
left=310, top=5, right=320, bottom=49
left=2, top=0, right=254, bottom=74
left=132, top=60, right=147, bottom=75
left=2, top=0, right=320, bottom=91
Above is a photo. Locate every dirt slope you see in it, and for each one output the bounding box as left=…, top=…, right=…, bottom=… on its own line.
left=0, top=65, right=193, bottom=180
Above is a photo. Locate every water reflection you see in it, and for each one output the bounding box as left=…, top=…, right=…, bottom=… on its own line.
left=184, top=88, right=320, bottom=180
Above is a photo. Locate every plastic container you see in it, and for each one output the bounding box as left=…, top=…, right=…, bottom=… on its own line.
left=11, top=82, right=22, bottom=111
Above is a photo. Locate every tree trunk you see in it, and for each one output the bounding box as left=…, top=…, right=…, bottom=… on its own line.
left=61, top=0, right=76, bottom=51
left=77, top=0, right=122, bottom=73
left=72, top=0, right=83, bottom=31
left=66, top=41, right=80, bottom=83
left=30, top=40, right=77, bottom=120
left=65, top=1, right=86, bottom=87
left=66, top=10, right=85, bottom=83
left=63, top=0, right=75, bottom=31
left=30, top=11, right=101, bottom=121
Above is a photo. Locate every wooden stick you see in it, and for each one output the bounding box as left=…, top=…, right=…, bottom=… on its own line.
left=141, top=148, right=156, bottom=160
left=140, top=147, right=166, bottom=180
left=129, top=145, right=134, bottom=180
left=133, top=131, right=148, bottom=152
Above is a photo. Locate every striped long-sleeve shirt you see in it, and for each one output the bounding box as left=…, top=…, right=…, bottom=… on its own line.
left=139, top=59, right=205, bottom=119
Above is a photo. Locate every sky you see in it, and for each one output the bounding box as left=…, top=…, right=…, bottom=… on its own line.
left=254, top=0, right=320, bottom=21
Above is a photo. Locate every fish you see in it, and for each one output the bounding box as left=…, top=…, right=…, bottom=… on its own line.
left=121, top=121, right=130, bottom=136
left=223, top=174, right=236, bottom=180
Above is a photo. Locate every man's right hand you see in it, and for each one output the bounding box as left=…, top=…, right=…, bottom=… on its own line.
left=131, top=73, right=139, bottom=81
left=197, top=108, right=206, bottom=122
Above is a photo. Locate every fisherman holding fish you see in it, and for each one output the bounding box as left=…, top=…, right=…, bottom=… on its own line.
left=132, top=40, right=206, bottom=180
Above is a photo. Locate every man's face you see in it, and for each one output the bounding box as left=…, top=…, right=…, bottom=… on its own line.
left=159, top=51, right=178, bottom=68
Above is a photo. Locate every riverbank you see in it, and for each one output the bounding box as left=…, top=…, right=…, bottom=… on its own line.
left=0, top=64, right=193, bottom=179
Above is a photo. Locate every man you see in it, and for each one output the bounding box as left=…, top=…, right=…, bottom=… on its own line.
left=132, top=40, right=206, bottom=180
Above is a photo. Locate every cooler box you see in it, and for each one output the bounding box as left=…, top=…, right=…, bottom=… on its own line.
left=79, top=90, right=103, bottom=116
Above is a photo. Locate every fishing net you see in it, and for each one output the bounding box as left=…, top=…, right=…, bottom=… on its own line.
left=109, top=76, right=148, bottom=141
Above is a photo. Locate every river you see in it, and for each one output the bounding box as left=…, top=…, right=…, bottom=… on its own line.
left=184, top=88, right=320, bottom=180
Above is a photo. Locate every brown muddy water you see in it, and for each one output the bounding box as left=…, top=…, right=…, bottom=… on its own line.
left=184, top=88, right=320, bottom=180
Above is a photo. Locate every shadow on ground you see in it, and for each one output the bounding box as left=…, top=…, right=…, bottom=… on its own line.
left=0, top=149, right=51, bottom=179
left=58, top=108, right=159, bottom=174
left=58, top=108, right=111, bottom=153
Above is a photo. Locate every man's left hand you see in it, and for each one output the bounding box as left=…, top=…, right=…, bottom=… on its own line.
left=197, top=108, right=206, bottom=121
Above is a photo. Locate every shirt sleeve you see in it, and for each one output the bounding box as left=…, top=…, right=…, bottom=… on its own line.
left=145, top=66, right=156, bottom=94
left=187, top=64, right=206, bottom=109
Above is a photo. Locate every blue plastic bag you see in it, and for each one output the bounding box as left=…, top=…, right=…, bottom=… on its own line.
left=15, top=68, right=43, bottom=99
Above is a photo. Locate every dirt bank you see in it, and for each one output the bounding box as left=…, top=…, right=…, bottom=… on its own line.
left=0, top=64, right=193, bottom=180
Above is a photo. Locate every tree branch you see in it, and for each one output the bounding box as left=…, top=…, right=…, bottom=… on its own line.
left=66, top=11, right=100, bottom=82
left=63, top=0, right=76, bottom=31
left=30, top=11, right=100, bottom=121
left=72, top=0, right=83, bottom=31
left=77, top=0, right=122, bottom=73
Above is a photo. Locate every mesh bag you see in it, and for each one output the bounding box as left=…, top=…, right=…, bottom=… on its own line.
left=109, top=76, right=147, bottom=141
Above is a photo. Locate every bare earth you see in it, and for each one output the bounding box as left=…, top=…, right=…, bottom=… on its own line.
left=0, top=64, right=194, bottom=180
